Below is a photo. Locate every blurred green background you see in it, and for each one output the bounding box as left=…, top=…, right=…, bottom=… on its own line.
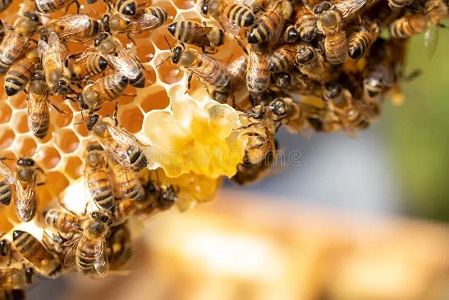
left=383, top=24, right=449, bottom=222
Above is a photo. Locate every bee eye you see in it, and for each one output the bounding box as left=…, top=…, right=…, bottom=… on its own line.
left=91, top=212, right=99, bottom=219
left=101, top=216, right=109, bottom=223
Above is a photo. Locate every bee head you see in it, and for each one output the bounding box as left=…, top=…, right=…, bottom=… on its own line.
left=25, top=267, right=34, bottom=284
left=86, top=114, right=100, bottom=131
left=296, top=46, right=315, bottom=64
left=101, top=14, right=110, bottom=32
left=171, top=44, right=184, bottom=64
left=0, top=239, right=10, bottom=256
left=269, top=99, right=287, bottom=118
left=77, top=93, right=89, bottom=110
left=24, top=11, right=40, bottom=24
left=17, top=158, right=35, bottom=167
left=94, top=33, right=109, bottom=47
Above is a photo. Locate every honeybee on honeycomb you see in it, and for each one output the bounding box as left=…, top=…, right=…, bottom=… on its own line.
left=0, top=0, right=448, bottom=292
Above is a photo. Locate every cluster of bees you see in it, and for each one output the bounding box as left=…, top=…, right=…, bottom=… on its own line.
left=162, top=0, right=449, bottom=183
left=0, top=0, right=448, bottom=296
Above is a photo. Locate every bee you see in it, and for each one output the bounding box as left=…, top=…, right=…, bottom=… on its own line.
left=322, top=84, right=357, bottom=132
left=295, top=44, right=335, bottom=82
left=0, top=267, right=34, bottom=289
left=12, top=230, right=61, bottom=278
left=388, top=0, right=414, bottom=10
left=270, top=70, right=322, bottom=96
left=14, top=158, right=44, bottom=222
left=64, top=211, right=113, bottom=276
left=44, top=208, right=81, bottom=236
left=317, top=10, right=348, bottom=64
left=167, top=21, right=225, bottom=54
left=227, top=55, right=248, bottom=102
left=86, top=114, right=149, bottom=172
left=110, top=199, right=137, bottom=225
left=171, top=44, right=232, bottom=103
left=27, top=72, right=50, bottom=139
left=38, top=32, right=73, bottom=95
left=84, top=142, right=115, bottom=210
left=67, top=51, right=108, bottom=83
left=103, top=7, right=167, bottom=40
left=389, top=13, right=430, bottom=38
left=144, top=181, right=178, bottom=212
left=201, top=0, right=255, bottom=36
left=312, top=1, right=332, bottom=15
left=0, top=0, right=12, bottom=12
left=110, top=159, right=145, bottom=205
left=35, top=0, right=79, bottom=14
left=268, top=43, right=300, bottom=73
left=232, top=147, right=275, bottom=185
left=0, top=236, right=11, bottom=265
left=40, top=14, right=101, bottom=42
left=347, top=21, right=379, bottom=60
left=0, top=12, right=40, bottom=73
left=0, top=158, right=14, bottom=210
left=290, top=5, right=317, bottom=42
left=247, top=0, right=293, bottom=44
left=77, top=74, right=129, bottom=112
left=107, top=0, right=137, bottom=16
left=363, top=38, right=394, bottom=97
left=0, top=19, right=5, bottom=42
left=333, top=0, right=368, bottom=21
left=0, top=289, right=26, bottom=300
left=246, top=43, right=270, bottom=97
left=107, top=225, right=132, bottom=270
left=94, top=33, right=145, bottom=88
left=4, top=46, right=40, bottom=96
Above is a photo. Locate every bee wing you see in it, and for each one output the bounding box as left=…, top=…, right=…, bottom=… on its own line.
left=186, top=26, right=213, bottom=46
left=127, top=13, right=160, bottom=32
left=0, top=160, right=14, bottom=184
left=47, top=32, right=66, bottom=71
left=0, top=29, right=21, bottom=62
left=37, top=38, right=49, bottom=61
left=56, top=14, right=92, bottom=39
left=93, top=239, right=108, bottom=277
left=104, top=47, right=140, bottom=79
left=14, top=177, right=37, bottom=220
left=188, top=54, right=230, bottom=87
left=334, top=0, right=366, bottom=20
left=424, top=24, right=438, bottom=60
left=27, top=92, right=49, bottom=135
left=215, top=15, right=240, bottom=36
left=64, top=236, right=82, bottom=267
left=99, top=123, right=135, bottom=165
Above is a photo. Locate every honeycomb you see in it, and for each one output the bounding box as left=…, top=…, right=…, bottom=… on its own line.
left=0, top=0, right=448, bottom=293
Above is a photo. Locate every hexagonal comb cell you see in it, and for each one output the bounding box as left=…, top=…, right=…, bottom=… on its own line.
left=45, top=171, right=70, bottom=199
left=155, top=53, right=183, bottom=85
left=37, top=146, right=61, bottom=170
left=14, top=136, right=37, bottom=157
left=0, top=102, right=12, bottom=123
left=11, top=111, right=29, bottom=134
left=8, top=93, right=27, bottom=110
left=173, top=0, right=195, bottom=9
left=64, top=156, right=83, bottom=180
left=119, top=105, right=144, bottom=134
left=0, top=128, right=15, bottom=148
left=140, top=88, right=170, bottom=112
left=55, top=129, right=80, bottom=154
left=52, top=103, right=73, bottom=129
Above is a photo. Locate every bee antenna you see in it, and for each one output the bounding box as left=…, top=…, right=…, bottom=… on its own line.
left=90, top=5, right=99, bottom=18
left=235, top=38, right=248, bottom=55
left=74, top=110, right=86, bottom=125
left=164, top=35, right=172, bottom=52
left=155, top=55, right=171, bottom=69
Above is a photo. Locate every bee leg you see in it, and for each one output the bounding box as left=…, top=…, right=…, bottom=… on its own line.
left=113, top=102, right=119, bottom=127
left=65, top=0, right=80, bottom=14
left=50, top=103, right=68, bottom=114
left=126, top=33, right=137, bottom=46
left=58, top=198, right=79, bottom=217
left=185, top=73, right=193, bottom=93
